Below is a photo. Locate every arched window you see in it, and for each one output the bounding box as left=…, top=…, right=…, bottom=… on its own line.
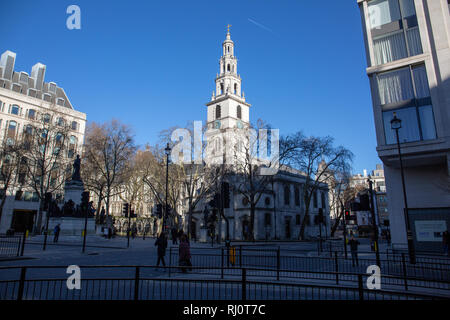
left=68, top=135, right=77, bottom=158
left=28, top=109, right=36, bottom=120
left=216, top=105, right=221, bottom=119
left=11, top=105, right=19, bottom=115
left=234, top=83, right=237, bottom=94
left=220, top=83, right=224, bottom=94
left=57, top=117, right=65, bottom=127
left=7, top=120, right=17, bottom=139
left=237, top=105, right=242, bottom=119
left=284, top=185, right=290, bottom=206
left=43, top=113, right=51, bottom=124
left=71, top=121, right=78, bottom=131
left=227, top=64, right=230, bottom=72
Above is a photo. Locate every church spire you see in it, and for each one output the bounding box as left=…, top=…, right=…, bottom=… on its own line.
left=215, top=27, right=241, bottom=98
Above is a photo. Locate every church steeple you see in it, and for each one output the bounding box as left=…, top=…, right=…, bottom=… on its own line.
left=216, top=27, right=241, bottom=97
left=206, top=28, right=251, bottom=131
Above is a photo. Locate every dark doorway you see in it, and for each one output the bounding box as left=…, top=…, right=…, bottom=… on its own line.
left=11, top=210, right=36, bottom=232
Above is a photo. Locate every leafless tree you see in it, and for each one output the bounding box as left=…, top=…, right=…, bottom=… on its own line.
left=83, top=120, right=136, bottom=225
left=22, top=110, right=73, bottom=232
left=281, top=132, right=353, bottom=240
left=0, top=136, right=25, bottom=225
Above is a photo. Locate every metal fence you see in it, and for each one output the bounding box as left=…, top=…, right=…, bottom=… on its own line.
left=167, top=246, right=450, bottom=290
left=0, top=265, right=443, bottom=300
left=0, top=235, right=23, bottom=257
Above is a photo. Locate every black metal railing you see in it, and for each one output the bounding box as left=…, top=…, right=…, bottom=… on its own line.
left=0, top=234, right=23, bottom=257
left=0, top=265, right=445, bottom=301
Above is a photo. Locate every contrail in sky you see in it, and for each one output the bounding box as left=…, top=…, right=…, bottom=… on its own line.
left=248, top=18, right=277, bottom=35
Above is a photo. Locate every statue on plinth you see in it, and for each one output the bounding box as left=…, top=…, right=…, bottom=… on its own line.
left=72, top=155, right=82, bottom=181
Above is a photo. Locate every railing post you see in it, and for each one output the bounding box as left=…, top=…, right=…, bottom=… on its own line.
left=276, top=246, right=280, bottom=281
left=241, top=268, right=246, bottom=301
left=17, top=267, right=27, bottom=301
left=134, top=266, right=140, bottom=300
left=168, top=247, right=172, bottom=277
left=334, top=251, right=339, bottom=285
left=357, top=274, right=364, bottom=301
left=16, top=235, right=22, bottom=257
left=239, top=245, right=242, bottom=268
left=20, top=230, right=27, bottom=257
left=221, top=247, right=224, bottom=279
left=401, top=253, right=408, bottom=291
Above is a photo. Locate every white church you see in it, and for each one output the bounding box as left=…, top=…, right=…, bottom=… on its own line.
left=184, top=29, right=330, bottom=241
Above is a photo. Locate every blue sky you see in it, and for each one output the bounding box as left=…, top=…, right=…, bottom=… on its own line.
left=0, top=0, right=379, bottom=174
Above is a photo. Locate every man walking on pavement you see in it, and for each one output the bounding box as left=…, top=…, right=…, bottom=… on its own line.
left=348, top=235, right=360, bottom=267
left=53, top=224, right=61, bottom=243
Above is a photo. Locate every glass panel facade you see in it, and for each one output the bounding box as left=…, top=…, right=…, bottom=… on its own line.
left=368, top=0, right=401, bottom=29
left=418, top=105, right=437, bottom=140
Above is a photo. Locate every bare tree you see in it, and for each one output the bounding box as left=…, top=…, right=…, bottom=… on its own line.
left=83, top=120, right=136, bottom=226
left=22, top=110, right=73, bottom=233
left=0, top=137, right=25, bottom=225
left=282, top=132, right=353, bottom=240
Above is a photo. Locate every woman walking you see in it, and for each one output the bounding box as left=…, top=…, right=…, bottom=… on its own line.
left=154, top=232, right=168, bottom=269
left=179, top=234, right=192, bottom=273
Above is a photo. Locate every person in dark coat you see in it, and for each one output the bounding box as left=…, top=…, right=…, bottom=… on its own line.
left=178, top=234, right=192, bottom=273
left=348, top=235, right=360, bottom=267
left=171, top=227, right=178, bottom=245
left=155, top=232, right=168, bottom=268
left=53, top=224, right=61, bottom=243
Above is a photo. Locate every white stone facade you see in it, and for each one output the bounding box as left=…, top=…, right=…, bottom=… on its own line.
left=0, top=50, right=87, bottom=233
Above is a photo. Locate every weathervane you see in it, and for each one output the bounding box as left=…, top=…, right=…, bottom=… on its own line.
left=227, top=24, right=232, bottom=33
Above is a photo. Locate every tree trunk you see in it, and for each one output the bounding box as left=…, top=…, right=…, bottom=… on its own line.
left=299, top=203, right=310, bottom=240
left=331, top=211, right=343, bottom=237
left=250, top=199, right=256, bottom=241
left=0, top=194, right=7, bottom=225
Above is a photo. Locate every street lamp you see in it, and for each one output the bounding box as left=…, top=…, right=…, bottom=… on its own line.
left=390, top=113, right=416, bottom=264
left=164, top=143, right=171, bottom=232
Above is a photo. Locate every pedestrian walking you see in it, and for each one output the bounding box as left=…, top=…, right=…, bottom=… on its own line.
left=179, top=234, right=192, bottom=273
left=348, top=235, right=360, bottom=267
left=442, top=230, right=450, bottom=257
left=53, top=224, right=61, bottom=243
left=171, top=226, right=178, bottom=245
left=155, top=232, right=168, bottom=269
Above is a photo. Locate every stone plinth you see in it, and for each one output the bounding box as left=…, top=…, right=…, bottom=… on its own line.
left=48, top=217, right=95, bottom=236
left=64, top=180, right=84, bottom=206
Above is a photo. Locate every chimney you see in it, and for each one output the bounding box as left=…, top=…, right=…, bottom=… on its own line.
left=0, top=50, right=16, bottom=80
left=31, top=62, right=46, bottom=91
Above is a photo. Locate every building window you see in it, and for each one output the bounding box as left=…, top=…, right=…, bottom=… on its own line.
left=294, top=186, right=300, bottom=206
left=284, top=185, right=290, bottom=206
left=296, top=214, right=301, bottom=225
left=43, top=113, right=51, bottom=124
left=11, top=105, right=19, bottom=115
left=7, top=120, right=17, bottom=141
left=237, top=105, right=242, bottom=119
left=378, top=64, right=436, bottom=144
left=68, top=135, right=77, bottom=158
left=234, top=83, right=238, bottom=94
left=71, top=121, right=78, bottom=131
left=28, top=109, right=36, bottom=120
left=57, top=117, right=65, bottom=127
left=216, top=105, right=221, bottom=119
left=368, top=0, right=422, bottom=66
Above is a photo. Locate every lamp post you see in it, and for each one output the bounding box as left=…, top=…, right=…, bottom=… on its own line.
left=164, top=143, right=171, bottom=232
left=368, top=179, right=380, bottom=267
left=390, top=113, right=416, bottom=264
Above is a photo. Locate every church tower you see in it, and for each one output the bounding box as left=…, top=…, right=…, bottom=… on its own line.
left=205, top=27, right=251, bottom=165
